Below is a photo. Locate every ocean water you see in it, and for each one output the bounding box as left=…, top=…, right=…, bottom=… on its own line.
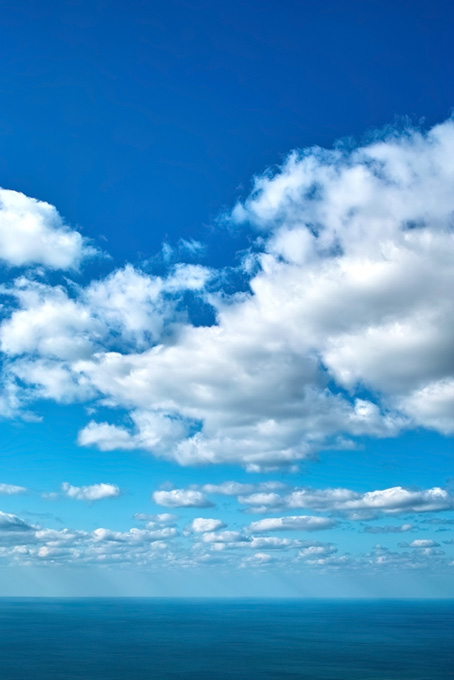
left=0, top=599, right=452, bottom=679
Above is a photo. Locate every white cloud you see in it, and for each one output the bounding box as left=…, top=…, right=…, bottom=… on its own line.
left=397, top=379, right=454, bottom=435
left=0, top=483, right=27, bottom=495
left=0, top=118, right=453, bottom=467
left=248, top=516, right=336, bottom=532
left=199, top=481, right=287, bottom=496
left=189, top=518, right=227, bottom=533
left=230, top=121, right=454, bottom=429
left=241, top=552, right=276, bottom=566
left=401, top=539, right=440, bottom=548
left=0, top=505, right=452, bottom=575
left=249, top=536, right=301, bottom=550
left=287, top=486, right=454, bottom=518
left=152, top=489, right=214, bottom=508
left=0, top=279, right=96, bottom=361
left=298, top=542, right=338, bottom=560
left=201, top=530, right=248, bottom=544
left=61, top=482, right=121, bottom=501
left=92, top=527, right=177, bottom=542
left=0, top=188, right=96, bottom=269
left=239, top=485, right=454, bottom=519
left=78, top=411, right=189, bottom=454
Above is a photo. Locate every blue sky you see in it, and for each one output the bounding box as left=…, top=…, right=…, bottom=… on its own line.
left=0, top=0, right=453, bottom=597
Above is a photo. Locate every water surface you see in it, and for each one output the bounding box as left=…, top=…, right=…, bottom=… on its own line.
left=0, top=598, right=452, bottom=679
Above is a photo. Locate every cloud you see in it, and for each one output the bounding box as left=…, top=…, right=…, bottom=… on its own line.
left=248, top=516, right=336, bottom=532
left=92, top=527, right=178, bottom=542
left=61, top=482, right=121, bottom=501
left=287, top=486, right=454, bottom=518
left=199, top=481, right=287, bottom=496
left=0, top=188, right=96, bottom=269
left=133, top=513, right=178, bottom=525
left=0, top=118, right=453, bottom=468
left=364, top=523, right=413, bottom=534
left=0, top=505, right=452, bottom=575
left=152, top=489, right=214, bottom=508
left=240, top=552, right=277, bottom=567
left=298, top=542, right=338, bottom=560
left=231, top=119, right=454, bottom=422
left=249, top=536, right=301, bottom=550
left=0, top=483, right=27, bottom=495
left=240, top=485, right=454, bottom=519
left=399, top=539, right=440, bottom=548
left=0, top=510, right=34, bottom=533
left=189, top=518, right=227, bottom=533
left=201, top=530, right=248, bottom=544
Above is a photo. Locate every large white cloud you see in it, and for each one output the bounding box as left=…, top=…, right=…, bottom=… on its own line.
left=0, top=189, right=96, bottom=269
left=0, top=118, right=453, bottom=466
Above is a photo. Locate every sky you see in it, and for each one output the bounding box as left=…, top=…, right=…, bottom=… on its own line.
left=0, top=0, right=453, bottom=597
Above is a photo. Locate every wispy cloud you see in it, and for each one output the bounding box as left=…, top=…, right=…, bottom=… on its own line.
left=0, top=483, right=27, bottom=495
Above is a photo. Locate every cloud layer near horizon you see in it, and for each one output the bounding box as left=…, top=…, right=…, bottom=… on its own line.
left=0, top=118, right=453, bottom=468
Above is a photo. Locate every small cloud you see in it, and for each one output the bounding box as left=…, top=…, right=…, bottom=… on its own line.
left=61, top=482, right=121, bottom=502
left=399, top=539, right=440, bottom=548
left=133, top=513, right=178, bottom=525
left=152, top=489, right=214, bottom=508
left=189, top=518, right=227, bottom=533
left=248, top=516, right=336, bottom=532
left=0, top=483, right=27, bottom=495
left=364, top=523, right=413, bottom=534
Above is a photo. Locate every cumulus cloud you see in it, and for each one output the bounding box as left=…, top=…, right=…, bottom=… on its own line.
left=152, top=489, right=214, bottom=508
left=201, top=530, right=248, bottom=544
left=189, top=518, right=227, bottom=533
left=0, top=188, right=96, bottom=269
left=61, top=482, right=121, bottom=502
left=240, top=485, right=454, bottom=519
left=298, top=542, right=338, bottom=561
left=231, top=120, right=454, bottom=429
left=0, top=505, right=452, bottom=575
left=71, top=119, right=454, bottom=465
left=0, top=118, right=453, bottom=468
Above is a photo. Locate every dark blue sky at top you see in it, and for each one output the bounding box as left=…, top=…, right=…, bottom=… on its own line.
left=0, top=0, right=453, bottom=271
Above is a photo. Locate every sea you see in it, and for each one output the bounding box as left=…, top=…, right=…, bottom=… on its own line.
left=0, top=599, right=453, bottom=679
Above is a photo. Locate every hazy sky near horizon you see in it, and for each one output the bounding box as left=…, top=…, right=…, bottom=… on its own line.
left=0, top=0, right=453, bottom=597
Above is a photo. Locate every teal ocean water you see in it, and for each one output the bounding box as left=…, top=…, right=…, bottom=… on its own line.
left=0, top=599, right=452, bottom=679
